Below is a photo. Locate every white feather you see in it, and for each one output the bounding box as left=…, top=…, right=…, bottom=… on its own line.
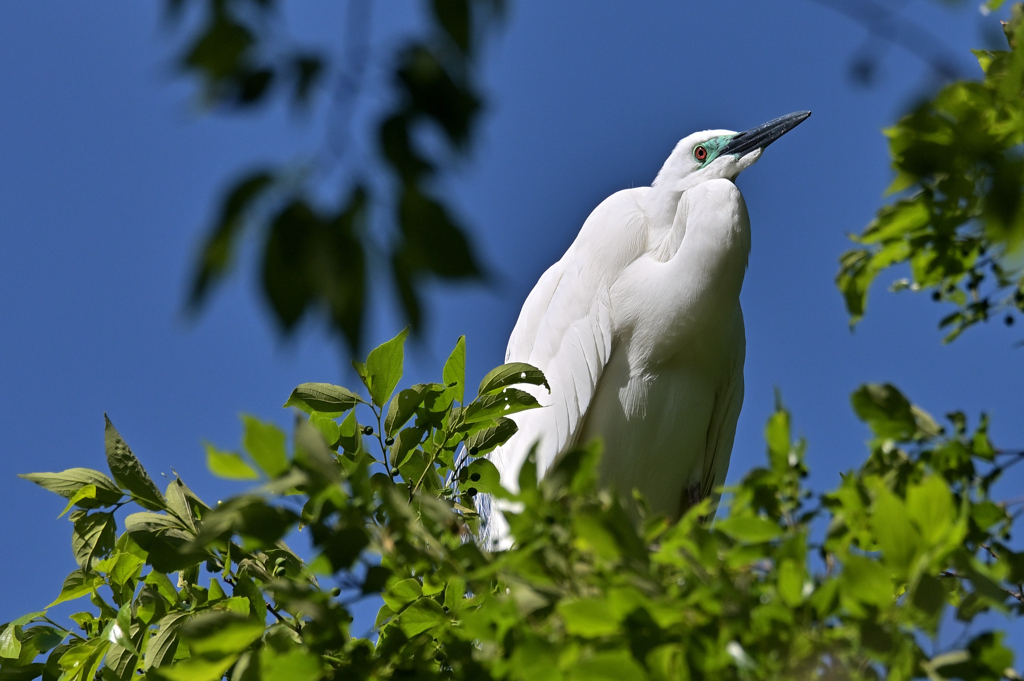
left=481, top=113, right=810, bottom=548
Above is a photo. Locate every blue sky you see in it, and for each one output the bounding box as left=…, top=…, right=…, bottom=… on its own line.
left=2, top=0, right=1022, bottom=651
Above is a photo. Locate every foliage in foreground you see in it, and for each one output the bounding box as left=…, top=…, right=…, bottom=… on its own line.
left=2, top=329, right=1022, bottom=681
left=838, top=9, right=1024, bottom=341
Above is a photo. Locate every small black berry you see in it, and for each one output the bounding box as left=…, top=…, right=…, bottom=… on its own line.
left=470, top=473, right=481, bottom=482
left=329, top=587, right=341, bottom=597
left=467, top=487, right=478, bottom=497
left=362, top=425, right=374, bottom=436
left=469, top=447, right=479, bottom=455
left=931, top=290, right=941, bottom=301
left=385, top=436, right=395, bottom=446
left=1006, top=314, right=1015, bottom=326
left=390, top=467, right=399, bottom=477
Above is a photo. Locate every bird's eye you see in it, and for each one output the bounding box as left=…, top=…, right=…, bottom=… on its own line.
left=694, top=145, right=708, bottom=162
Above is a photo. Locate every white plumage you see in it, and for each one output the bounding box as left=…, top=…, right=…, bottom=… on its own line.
left=482, top=112, right=810, bottom=548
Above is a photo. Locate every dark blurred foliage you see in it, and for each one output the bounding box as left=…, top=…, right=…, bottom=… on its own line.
left=174, top=0, right=504, bottom=353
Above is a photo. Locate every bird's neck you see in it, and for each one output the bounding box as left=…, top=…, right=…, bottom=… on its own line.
left=645, top=183, right=683, bottom=243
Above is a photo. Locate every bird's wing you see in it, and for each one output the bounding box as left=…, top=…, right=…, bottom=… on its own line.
left=699, top=327, right=746, bottom=505
left=491, top=188, right=650, bottom=490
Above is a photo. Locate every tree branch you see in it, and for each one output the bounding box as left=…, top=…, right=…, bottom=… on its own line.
left=804, top=0, right=969, bottom=81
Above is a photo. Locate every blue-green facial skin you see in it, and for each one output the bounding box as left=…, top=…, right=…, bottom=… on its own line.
left=692, top=135, right=735, bottom=167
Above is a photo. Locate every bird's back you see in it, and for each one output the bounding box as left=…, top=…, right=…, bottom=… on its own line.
left=484, top=177, right=750, bottom=545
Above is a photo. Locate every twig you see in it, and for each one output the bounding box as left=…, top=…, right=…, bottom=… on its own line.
left=804, top=0, right=969, bottom=81
left=939, top=569, right=1024, bottom=604
left=266, top=603, right=301, bottom=632
left=326, top=0, right=374, bottom=161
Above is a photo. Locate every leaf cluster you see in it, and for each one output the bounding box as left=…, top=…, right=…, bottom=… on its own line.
left=838, top=2, right=1024, bottom=340
left=4, top=330, right=1023, bottom=681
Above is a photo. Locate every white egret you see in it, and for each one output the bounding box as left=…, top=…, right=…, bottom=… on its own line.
left=480, top=111, right=811, bottom=548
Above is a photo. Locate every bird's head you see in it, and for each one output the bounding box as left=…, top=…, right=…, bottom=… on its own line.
left=654, top=111, right=811, bottom=193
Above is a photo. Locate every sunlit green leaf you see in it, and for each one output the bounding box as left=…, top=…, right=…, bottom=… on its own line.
left=180, top=611, right=265, bottom=656
left=397, top=598, right=445, bottom=637
left=261, top=646, right=323, bottom=681
left=365, top=328, right=409, bottom=407
left=715, top=516, right=782, bottom=543
left=477, top=362, right=549, bottom=396
left=47, top=570, right=104, bottom=608
left=105, top=415, right=166, bottom=511
left=205, top=444, right=259, bottom=481
left=464, top=417, right=517, bottom=457
left=19, top=468, right=123, bottom=508
left=442, top=335, right=466, bottom=404
left=242, top=415, right=290, bottom=478
left=284, top=382, right=363, bottom=416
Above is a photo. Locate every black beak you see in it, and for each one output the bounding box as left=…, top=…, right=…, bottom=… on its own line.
left=720, top=111, right=811, bottom=158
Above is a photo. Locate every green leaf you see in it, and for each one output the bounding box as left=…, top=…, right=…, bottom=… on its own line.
left=9, top=612, right=45, bottom=628
left=71, top=511, right=116, bottom=569
left=442, top=335, right=466, bottom=404
left=57, top=485, right=97, bottom=519
left=145, top=572, right=180, bottom=606
left=906, top=475, right=957, bottom=548
left=464, top=417, right=518, bottom=457
left=715, top=515, right=783, bottom=543
left=308, top=412, right=341, bottom=449
left=231, top=575, right=266, bottom=620
left=180, top=611, right=265, bottom=656
left=260, top=647, right=323, bottom=681
left=764, top=404, right=791, bottom=471
left=106, top=604, right=140, bottom=657
left=153, top=654, right=238, bottom=681
left=573, top=512, right=621, bottom=561
left=164, top=477, right=207, bottom=532
left=461, top=388, right=542, bottom=425
left=932, top=632, right=1014, bottom=681
left=557, top=598, right=619, bottom=637
left=565, top=649, right=647, bottom=681
left=106, top=552, right=146, bottom=590
left=397, top=598, right=445, bottom=637
left=870, top=486, right=920, bottom=575
left=391, top=426, right=425, bottom=469
left=461, top=458, right=503, bottom=496
left=382, top=579, right=422, bottom=611
left=840, top=555, right=892, bottom=609
left=0, top=625, right=22, bottom=659
left=284, top=383, right=363, bottom=416
left=477, top=362, right=549, bottom=396
left=104, top=415, right=166, bottom=511
left=850, top=384, right=918, bottom=441
left=777, top=559, right=806, bottom=607
left=124, top=511, right=190, bottom=535
left=861, top=198, right=930, bottom=244
left=836, top=248, right=873, bottom=324
left=293, top=417, right=341, bottom=484
left=242, top=416, right=290, bottom=478
left=365, top=328, right=409, bottom=407
left=385, top=386, right=427, bottom=437
left=205, top=444, right=259, bottom=480
left=19, top=468, right=123, bottom=508
left=57, top=638, right=109, bottom=681
left=47, top=570, right=104, bottom=608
